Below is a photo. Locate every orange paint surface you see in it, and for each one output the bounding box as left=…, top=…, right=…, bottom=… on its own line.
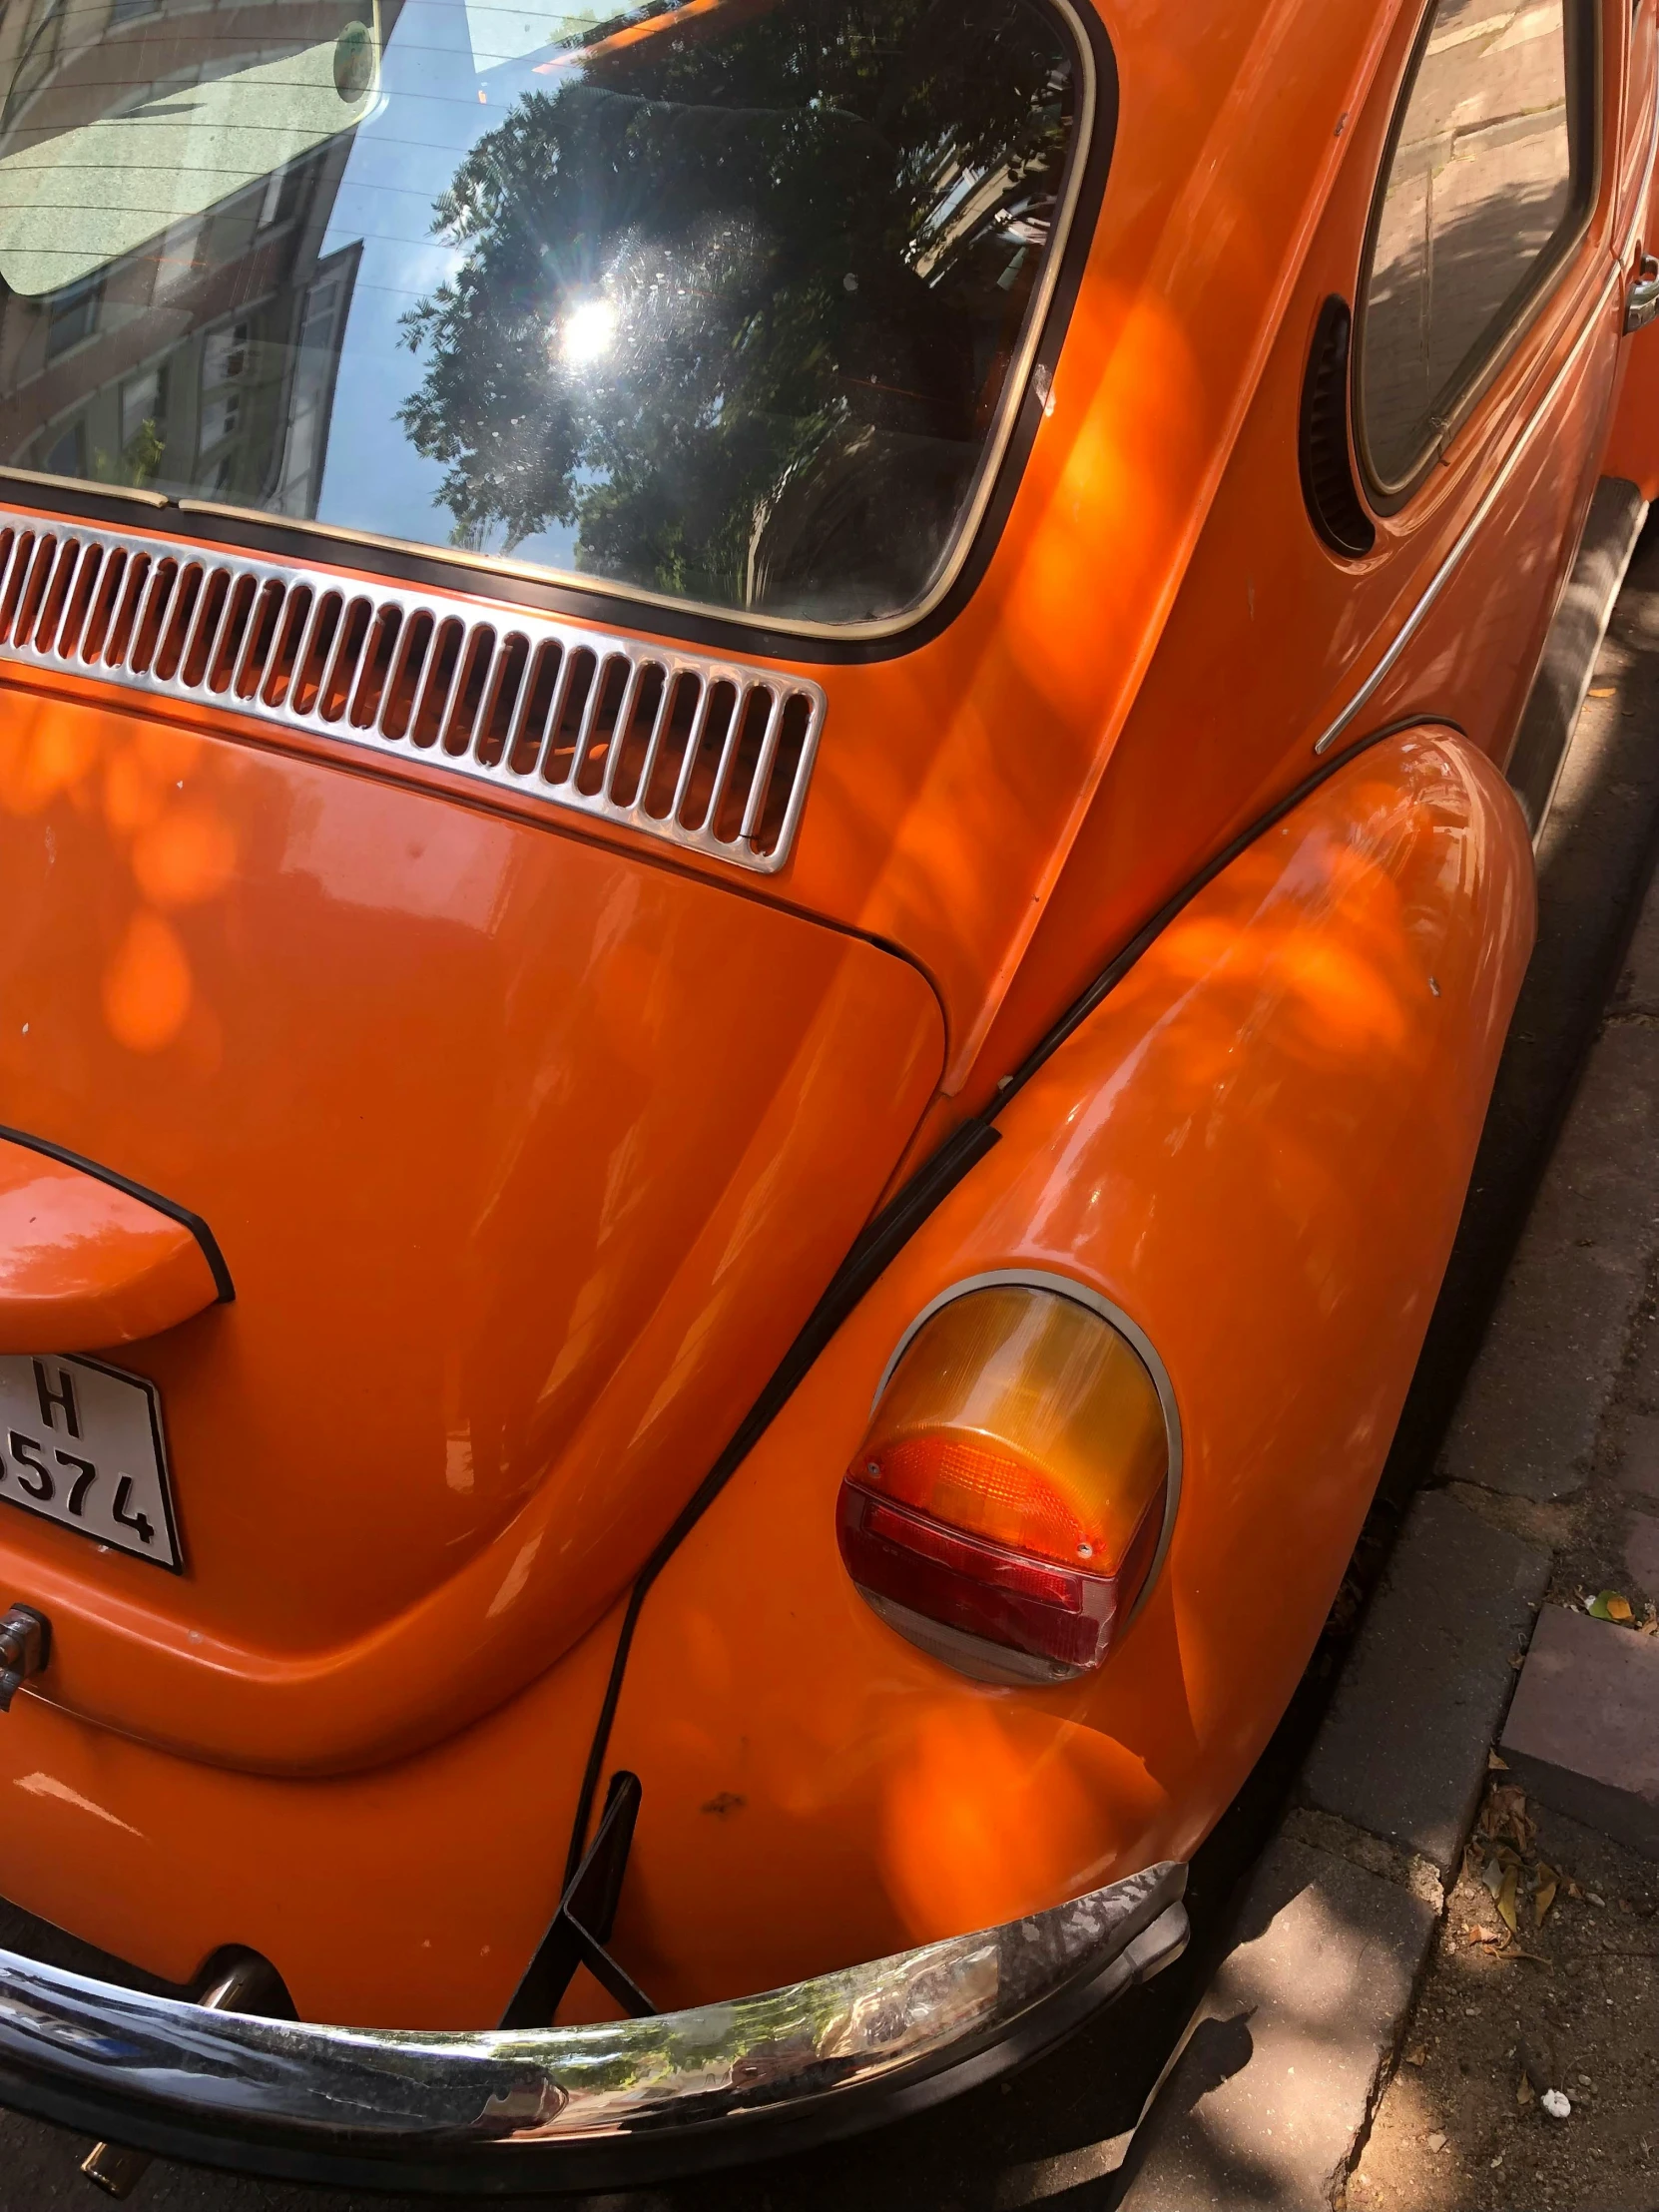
left=101, top=910, right=193, bottom=1054
left=0, top=1597, right=626, bottom=2027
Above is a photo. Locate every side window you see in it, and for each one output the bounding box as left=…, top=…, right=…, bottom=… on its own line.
left=1356, top=0, right=1596, bottom=502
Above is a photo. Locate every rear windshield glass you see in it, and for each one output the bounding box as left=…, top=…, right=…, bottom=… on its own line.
left=0, top=0, right=1085, bottom=629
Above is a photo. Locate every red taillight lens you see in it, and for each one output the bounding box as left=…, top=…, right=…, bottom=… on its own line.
left=836, top=1284, right=1172, bottom=1683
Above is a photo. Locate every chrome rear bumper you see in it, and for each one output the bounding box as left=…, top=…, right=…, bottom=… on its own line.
left=0, top=1861, right=1187, bottom=2192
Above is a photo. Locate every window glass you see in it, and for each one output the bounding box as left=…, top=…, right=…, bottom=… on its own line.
left=1358, top=0, right=1589, bottom=495
left=0, top=0, right=1085, bottom=629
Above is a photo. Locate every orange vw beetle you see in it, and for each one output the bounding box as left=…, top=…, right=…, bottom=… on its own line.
left=0, top=0, right=1651, bottom=2187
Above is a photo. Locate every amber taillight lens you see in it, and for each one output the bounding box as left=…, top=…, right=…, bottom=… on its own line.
left=836, top=1284, right=1171, bottom=1683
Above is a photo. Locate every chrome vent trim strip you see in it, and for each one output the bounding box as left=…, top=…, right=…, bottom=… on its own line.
left=0, top=508, right=825, bottom=874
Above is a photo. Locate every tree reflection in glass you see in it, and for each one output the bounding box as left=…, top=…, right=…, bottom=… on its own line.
left=398, top=0, right=1081, bottom=624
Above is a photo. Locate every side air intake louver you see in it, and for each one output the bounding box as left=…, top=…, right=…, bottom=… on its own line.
left=1299, top=297, right=1376, bottom=562
left=0, top=510, right=825, bottom=873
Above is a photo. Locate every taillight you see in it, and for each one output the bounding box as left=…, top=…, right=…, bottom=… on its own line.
left=836, top=1280, right=1174, bottom=1683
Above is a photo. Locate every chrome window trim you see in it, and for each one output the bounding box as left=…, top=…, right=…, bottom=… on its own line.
left=0, top=463, right=168, bottom=511
left=0, top=507, right=825, bottom=872
left=1313, top=259, right=1623, bottom=759
left=0, top=0, right=1098, bottom=653
left=868, top=1266, right=1185, bottom=1625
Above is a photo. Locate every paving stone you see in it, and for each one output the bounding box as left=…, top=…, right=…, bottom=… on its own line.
left=1299, top=1489, right=1549, bottom=1878
left=1436, top=1018, right=1659, bottom=1502
left=1114, top=1838, right=1435, bottom=2212
left=1499, top=1604, right=1659, bottom=1857
left=1616, top=1408, right=1659, bottom=1502
left=1625, top=1506, right=1659, bottom=1601
left=1280, top=1806, right=1444, bottom=1912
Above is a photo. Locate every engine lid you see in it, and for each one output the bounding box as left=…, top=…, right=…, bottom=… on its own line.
left=0, top=682, right=944, bottom=1771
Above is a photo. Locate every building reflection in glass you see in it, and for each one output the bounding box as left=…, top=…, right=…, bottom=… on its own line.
left=0, top=0, right=384, bottom=511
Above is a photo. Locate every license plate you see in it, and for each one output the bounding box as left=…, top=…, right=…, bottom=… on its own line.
left=0, top=1355, right=182, bottom=1570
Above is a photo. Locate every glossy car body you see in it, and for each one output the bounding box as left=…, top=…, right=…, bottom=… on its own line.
left=0, top=0, right=1651, bottom=2184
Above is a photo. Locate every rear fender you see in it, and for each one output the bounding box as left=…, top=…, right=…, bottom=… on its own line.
left=597, top=727, right=1535, bottom=2014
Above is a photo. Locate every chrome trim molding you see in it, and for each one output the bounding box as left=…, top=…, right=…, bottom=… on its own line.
left=871, top=1267, right=1184, bottom=1633
left=0, top=462, right=169, bottom=511
left=0, top=1863, right=1187, bottom=2192
left=1313, top=261, right=1622, bottom=758
left=0, top=507, right=825, bottom=874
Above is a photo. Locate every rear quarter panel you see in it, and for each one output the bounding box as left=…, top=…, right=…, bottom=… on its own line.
left=596, top=728, right=1534, bottom=2013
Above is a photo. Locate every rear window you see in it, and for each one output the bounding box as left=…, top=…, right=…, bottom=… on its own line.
left=0, top=0, right=1089, bottom=632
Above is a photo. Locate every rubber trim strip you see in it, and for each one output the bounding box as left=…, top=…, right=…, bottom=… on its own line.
left=547, top=710, right=1458, bottom=1920
left=0, top=1123, right=235, bottom=1304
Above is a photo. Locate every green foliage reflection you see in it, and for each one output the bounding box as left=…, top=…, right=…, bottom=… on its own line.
left=399, top=0, right=1077, bottom=622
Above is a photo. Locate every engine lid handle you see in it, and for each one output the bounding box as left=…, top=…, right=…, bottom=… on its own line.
left=0, top=1132, right=231, bottom=1354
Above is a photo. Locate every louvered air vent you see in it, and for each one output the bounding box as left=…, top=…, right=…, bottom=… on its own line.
left=0, top=510, right=825, bottom=873
left=1299, top=296, right=1376, bottom=562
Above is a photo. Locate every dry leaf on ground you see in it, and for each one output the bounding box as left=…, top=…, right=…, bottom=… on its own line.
left=1479, top=1782, right=1537, bottom=1859
left=1587, top=1590, right=1635, bottom=1623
